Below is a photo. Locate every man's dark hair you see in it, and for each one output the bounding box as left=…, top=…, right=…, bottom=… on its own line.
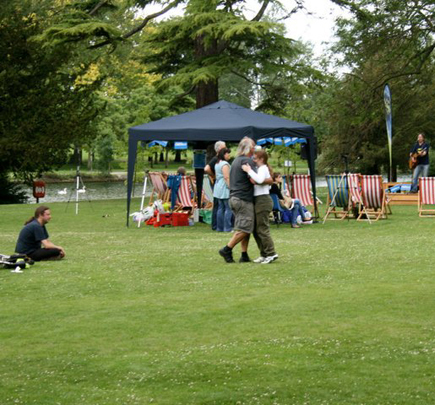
left=25, top=205, right=50, bottom=225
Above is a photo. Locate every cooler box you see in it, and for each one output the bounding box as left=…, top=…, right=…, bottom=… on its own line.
left=199, top=209, right=212, bottom=225
left=172, top=212, right=189, bottom=226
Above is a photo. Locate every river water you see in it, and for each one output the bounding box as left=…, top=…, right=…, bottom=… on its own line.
left=22, top=181, right=151, bottom=204
left=21, top=174, right=413, bottom=204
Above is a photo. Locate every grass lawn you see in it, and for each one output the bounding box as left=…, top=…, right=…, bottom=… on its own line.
left=1, top=198, right=434, bottom=404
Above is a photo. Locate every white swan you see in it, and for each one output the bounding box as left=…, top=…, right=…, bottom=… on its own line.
left=58, top=188, right=67, bottom=195
left=78, top=186, right=86, bottom=193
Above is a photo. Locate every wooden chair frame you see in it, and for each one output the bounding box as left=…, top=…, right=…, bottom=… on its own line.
left=323, top=174, right=350, bottom=222
left=148, top=172, right=170, bottom=204
left=174, top=175, right=195, bottom=212
left=357, top=175, right=388, bottom=222
left=290, top=174, right=313, bottom=210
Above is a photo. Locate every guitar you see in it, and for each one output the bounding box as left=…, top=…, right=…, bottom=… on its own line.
left=409, top=153, right=419, bottom=170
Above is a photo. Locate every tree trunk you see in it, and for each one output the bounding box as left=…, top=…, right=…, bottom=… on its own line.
left=194, top=35, right=220, bottom=209
left=87, top=149, right=93, bottom=171
left=195, top=35, right=219, bottom=108
left=196, top=81, right=219, bottom=109
left=174, top=150, right=182, bottom=162
left=392, top=162, right=397, bottom=182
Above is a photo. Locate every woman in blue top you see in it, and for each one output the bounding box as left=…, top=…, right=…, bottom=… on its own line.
left=213, top=148, right=233, bottom=232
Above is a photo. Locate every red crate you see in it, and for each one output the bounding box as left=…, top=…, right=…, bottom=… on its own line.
left=153, top=213, right=172, bottom=227
left=172, top=212, right=189, bottom=226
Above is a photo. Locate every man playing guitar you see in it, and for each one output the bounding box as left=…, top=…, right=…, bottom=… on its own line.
left=409, top=132, right=430, bottom=192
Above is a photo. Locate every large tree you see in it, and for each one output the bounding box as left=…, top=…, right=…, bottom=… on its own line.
left=0, top=0, right=105, bottom=202
left=331, top=0, right=435, bottom=84
left=39, top=0, right=309, bottom=109
left=318, top=0, right=435, bottom=176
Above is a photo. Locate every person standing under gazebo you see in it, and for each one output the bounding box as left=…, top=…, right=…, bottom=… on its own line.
left=205, top=140, right=226, bottom=230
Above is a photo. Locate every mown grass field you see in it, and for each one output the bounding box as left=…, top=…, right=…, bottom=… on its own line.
left=1, top=198, right=434, bottom=404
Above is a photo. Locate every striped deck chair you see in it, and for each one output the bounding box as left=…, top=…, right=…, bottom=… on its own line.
left=175, top=176, right=194, bottom=211
left=190, top=175, right=211, bottom=209
left=323, top=174, right=350, bottom=221
left=290, top=174, right=313, bottom=208
left=357, top=175, right=388, bottom=222
left=418, top=177, right=435, bottom=217
left=347, top=173, right=363, bottom=217
left=148, top=172, right=169, bottom=204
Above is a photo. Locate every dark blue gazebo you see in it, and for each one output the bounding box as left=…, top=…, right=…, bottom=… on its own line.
left=127, top=100, right=317, bottom=225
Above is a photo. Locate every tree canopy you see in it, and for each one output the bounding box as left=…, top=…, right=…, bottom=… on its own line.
left=0, top=0, right=102, bottom=184
left=318, top=0, right=435, bottom=176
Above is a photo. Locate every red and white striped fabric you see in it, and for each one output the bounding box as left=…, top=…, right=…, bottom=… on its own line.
left=177, top=176, right=193, bottom=208
left=149, top=172, right=167, bottom=196
left=291, top=175, right=313, bottom=207
left=347, top=173, right=362, bottom=204
left=419, top=177, right=435, bottom=205
left=360, top=175, right=383, bottom=209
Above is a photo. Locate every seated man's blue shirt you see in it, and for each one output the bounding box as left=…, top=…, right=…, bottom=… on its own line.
left=15, top=219, right=49, bottom=254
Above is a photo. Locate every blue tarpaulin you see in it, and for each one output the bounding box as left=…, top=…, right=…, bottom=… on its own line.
left=257, top=137, right=307, bottom=146
left=147, top=140, right=168, bottom=147
left=174, top=141, right=188, bottom=150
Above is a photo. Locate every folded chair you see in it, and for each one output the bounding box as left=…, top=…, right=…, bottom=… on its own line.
left=323, top=174, right=350, bottom=221
left=357, top=175, right=388, bottom=222
left=148, top=172, right=170, bottom=204
left=418, top=177, right=435, bottom=217
left=201, top=175, right=214, bottom=209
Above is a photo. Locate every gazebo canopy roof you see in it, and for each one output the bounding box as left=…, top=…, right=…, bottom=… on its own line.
left=128, top=100, right=314, bottom=142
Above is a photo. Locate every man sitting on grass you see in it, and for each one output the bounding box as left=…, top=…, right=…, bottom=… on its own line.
left=15, top=206, right=65, bottom=261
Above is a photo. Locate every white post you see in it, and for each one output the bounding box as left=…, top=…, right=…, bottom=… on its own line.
left=75, top=173, right=79, bottom=215
left=138, top=175, right=148, bottom=228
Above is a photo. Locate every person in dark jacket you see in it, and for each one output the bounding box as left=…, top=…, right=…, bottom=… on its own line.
left=15, top=206, right=65, bottom=261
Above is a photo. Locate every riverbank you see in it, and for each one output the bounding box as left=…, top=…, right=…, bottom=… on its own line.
left=36, top=171, right=128, bottom=183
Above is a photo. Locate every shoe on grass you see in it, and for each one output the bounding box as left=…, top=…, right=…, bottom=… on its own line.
left=261, top=254, right=279, bottom=264
left=219, top=247, right=235, bottom=263
left=239, top=254, right=251, bottom=263
left=253, top=256, right=266, bottom=263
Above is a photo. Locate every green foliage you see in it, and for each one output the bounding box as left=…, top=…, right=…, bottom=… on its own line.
left=35, top=0, right=122, bottom=47
left=219, top=72, right=254, bottom=107
left=333, top=0, right=435, bottom=80
left=0, top=0, right=104, bottom=185
left=95, top=132, right=116, bottom=174
left=140, top=1, right=303, bottom=104
left=319, top=0, right=435, bottom=175
left=0, top=174, right=28, bottom=204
